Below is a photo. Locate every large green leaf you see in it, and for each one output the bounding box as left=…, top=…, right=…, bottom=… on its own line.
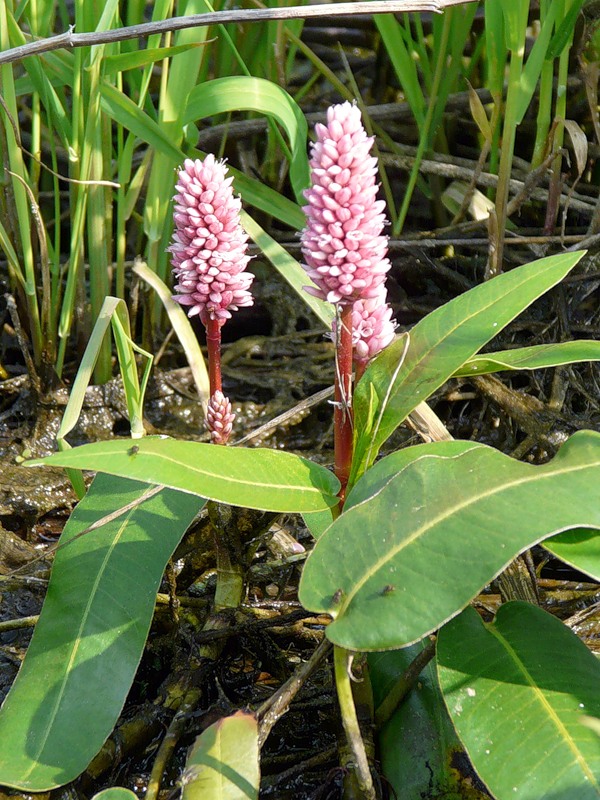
left=350, top=250, right=585, bottom=484
left=438, top=602, right=600, bottom=800
left=346, top=440, right=481, bottom=508
left=184, top=76, right=309, bottom=204
left=182, top=711, right=259, bottom=800
left=0, top=473, right=204, bottom=790
left=28, top=437, right=340, bottom=513
left=299, top=430, right=600, bottom=651
left=370, top=646, right=471, bottom=800
left=454, top=340, right=600, bottom=377
left=544, top=528, right=600, bottom=582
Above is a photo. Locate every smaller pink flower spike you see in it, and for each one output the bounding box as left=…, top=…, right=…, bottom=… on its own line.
left=300, top=102, right=391, bottom=305
left=206, top=390, right=235, bottom=445
left=352, top=289, right=397, bottom=366
left=169, top=155, right=254, bottom=326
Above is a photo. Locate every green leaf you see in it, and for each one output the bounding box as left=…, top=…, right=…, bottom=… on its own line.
left=299, top=431, right=600, bottom=651
left=28, top=437, right=340, bottom=513
left=513, top=0, right=562, bottom=124
left=182, top=711, right=259, bottom=800
left=544, top=528, right=600, bottom=582
left=438, top=602, right=600, bottom=800
left=454, top=340, right=600, bottom=377
left=346, top=440, right=482, bottom=509
left=0, top=474, right=204, bottom=790
left=302, top=508, right=336, bottom=541
left=546, top=0, right=587, bottom=62
left=373, top=16, right=425, bottom=129
left=184, top=76, right=309, bottom=204
left=93, top=790, right=139, bottom=800
left=370, top=646, right=468, bottom=800
left=351, top=250, right=585, bottom=483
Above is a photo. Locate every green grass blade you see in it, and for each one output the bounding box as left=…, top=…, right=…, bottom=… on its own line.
left=240, top=211, right=333, bottom=329
left=132, top=260, right=210, bottom=411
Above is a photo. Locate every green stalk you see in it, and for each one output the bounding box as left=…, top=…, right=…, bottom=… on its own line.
left=531, top=0, right=553, bottom=169
left=487, top=40, right=525, bottom=278
left=392, top=8, right=452, bottom=236
left=0, top=1, right=42, bottom=365
left=544, top=0, right=576, bottom=233
left=333, top=646, right=376, bottom=800
left=87, top=102, right=113, bottom=383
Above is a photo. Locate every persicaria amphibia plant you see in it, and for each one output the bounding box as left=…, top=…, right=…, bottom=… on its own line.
left=301, top=102, right=396, bottom=495
left=169, top=155, right=255, bottom=444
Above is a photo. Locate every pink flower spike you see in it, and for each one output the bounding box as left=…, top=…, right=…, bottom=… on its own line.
left=169, top=155, right=254, bottom=327
left=300, top=102, right=391, bottom=305
left=206, top=390, right=235, bottom=445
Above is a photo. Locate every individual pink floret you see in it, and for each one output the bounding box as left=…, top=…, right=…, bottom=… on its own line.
left=300, top=102, right=391, bottom=305
left=169, top=155, right=254, bottom=326
left=206, top=390, right=235, bottom=445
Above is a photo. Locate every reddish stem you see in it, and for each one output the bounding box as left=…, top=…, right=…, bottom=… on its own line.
left=334, top=303, right=354, bottom=504
left=205, top=316, right=222, bottom=395
left=355, top=360, right=367, bottom=385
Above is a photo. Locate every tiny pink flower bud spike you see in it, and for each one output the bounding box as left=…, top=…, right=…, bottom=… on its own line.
left=301, top=102, right=393, bottom=500
left=351, top=288, right=397, bottom=381
left=206, top=390, right=235, bottom=445
left=169, top=155, right=254, bottom=444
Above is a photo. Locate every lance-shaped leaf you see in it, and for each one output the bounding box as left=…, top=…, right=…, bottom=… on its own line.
left=438, top=602, right=600, bottom=800
left=454, top=339, right=600, bottom=377
left=27, top=437, right=340, bottom=513
left=351, top=250, right=585, bottom=483
left=299, top=430, right=600, bottom=651
left=0, top=473, right=204, bottom=790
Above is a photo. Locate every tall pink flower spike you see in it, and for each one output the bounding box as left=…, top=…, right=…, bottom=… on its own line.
left=170, top=155, right=254, bottom=325
left=170, top=155, right=255, bottom=444
left=301, top=101, right=392, bottom=306
left=301, top=102, right=396, bottom=498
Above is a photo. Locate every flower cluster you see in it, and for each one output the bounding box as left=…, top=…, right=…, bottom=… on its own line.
left=169, top=156, right=254, bottom=326
left=301, top=102, right=391, bottom=306
left=206, top=390, right=235, bottom=445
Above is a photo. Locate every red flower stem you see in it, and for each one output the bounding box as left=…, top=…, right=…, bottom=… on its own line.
left=205, top=316, right=222, bottom=396
left=334, top=303, right=354, bottom=504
